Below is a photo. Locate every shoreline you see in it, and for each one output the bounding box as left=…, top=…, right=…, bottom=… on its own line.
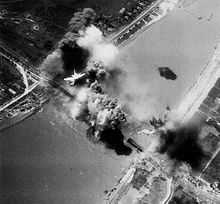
left=177, top=42, right=220, bottom=121
left=117, top=0, right=180, bottom=47
left=0, top=100, right=49, bottom=132
left=0, top=0, right=179, bottom=132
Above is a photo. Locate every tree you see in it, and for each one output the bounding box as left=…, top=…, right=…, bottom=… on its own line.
left=68, top=8, right=96, bottom=33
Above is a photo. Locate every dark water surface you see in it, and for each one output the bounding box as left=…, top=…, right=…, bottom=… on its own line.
left=0, top=104, right=131, bottom=204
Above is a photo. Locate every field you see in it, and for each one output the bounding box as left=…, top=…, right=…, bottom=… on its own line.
left=2, top=0, right=134, bottom=27
left=0, top=0, right=141, bottom=65
left=202, top=151, right=220, bottom=184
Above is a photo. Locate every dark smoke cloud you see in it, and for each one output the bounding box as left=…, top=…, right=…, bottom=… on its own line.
left=40, top=7, right=96, bottom=84
left=158, top=122, right=206, bottom=170
left=40, top=36, right=90, bottom=87
left=59, top=40, right=90, bottom=74
left=68, top=8, right=96, bottom=34
left=99, top=128, right=132, bottom=155
left=39, top=6, right=131, bottom=156
left=86, top=121, right=132, bottom=156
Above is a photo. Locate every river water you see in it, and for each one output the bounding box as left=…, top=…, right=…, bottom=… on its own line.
left=1, top=0, right=220, bottom=203
left=117, top=0, right=220, bottom=120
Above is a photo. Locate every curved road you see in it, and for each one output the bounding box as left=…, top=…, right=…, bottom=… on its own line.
left=161, top=178, right=174, bottom=204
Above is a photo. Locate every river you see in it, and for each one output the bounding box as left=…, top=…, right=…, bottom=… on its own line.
left=117, top=0, right=220, bottom=119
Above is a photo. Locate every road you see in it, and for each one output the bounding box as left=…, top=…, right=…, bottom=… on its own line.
left=0, top=50, right=40, bottom=112
left=162, top=178, right=174, bottom=204
left=0, top=82, right=40, bottom=112
left=110, top=0, right=164, bottom=42
left=108, top=167, right=135, bottom=204
left=199, top=144, right=220, bottom=178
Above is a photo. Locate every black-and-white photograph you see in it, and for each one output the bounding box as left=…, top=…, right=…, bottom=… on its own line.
left=0, top=0, right=220, bottom=203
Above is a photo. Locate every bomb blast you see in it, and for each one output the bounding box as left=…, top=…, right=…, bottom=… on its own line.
left=158, top=122, right=206, bottom=170
left=40, top=8, right=132, bottom=155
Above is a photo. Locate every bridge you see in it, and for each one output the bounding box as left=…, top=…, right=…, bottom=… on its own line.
left=0, top=44, right=40, bottom=112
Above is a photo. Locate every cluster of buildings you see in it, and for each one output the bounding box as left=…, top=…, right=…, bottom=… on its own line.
left=0, top=87, right=48, bottom=122
left=0, top=57, right=26, bottom=106
left=106, top=75, right=220, bottom=203
left=95, top=0, right=157, bottom=35
left=106, top=155, right=170, bottom=204
left=176, top=174, right=220, bottom=204
left=0, top=48, right=37, bottom=107
left=106, top=150, right=220, bottom=204
left=197, top=77, right=220, bottom=131
left=0, top=45, right=49, bottom=130
left=115, top=5, right=162, bottom=45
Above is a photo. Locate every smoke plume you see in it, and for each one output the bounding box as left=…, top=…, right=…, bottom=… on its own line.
left=63, top=86, right=132, bottom=155
left=115, top=69, right=161, bottom=121
left=158, top=121, right=206, bottom=170
left=99, top=128, right=132, bottom=155
left=39, top=49, right=64, bottom=85
left=66, top=87, right=90, bottom=120
left=77, top=25, right=119, bottom=67
left=39, top=36, right=90, bottom=86
left=39, top=14, right=130, bottom=155
left=59, top=39, right=90, bottom=73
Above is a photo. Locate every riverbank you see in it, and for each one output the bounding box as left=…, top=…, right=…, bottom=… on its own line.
left=117, top=0, right=220, bottom=120
left=178, top=42, right=220, bottom=121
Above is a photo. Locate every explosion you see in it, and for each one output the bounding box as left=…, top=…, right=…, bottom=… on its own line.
left=39, top=7, right=208, bottom=162
left=40, top=49, right=64, bottom=85
left=77, top=25, right=119, bottom=67
left=157, top=121, right=206, bottom=171
left=39, top=7, right=208, bottom=164
left=39, top=9, right=131, bottom=155
left=64, top=86, right=130, bottom=154
left=59, top=35, right=90, bottom=73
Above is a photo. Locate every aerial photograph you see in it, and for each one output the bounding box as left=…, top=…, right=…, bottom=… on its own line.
left=0, top=0, right=220, bottom=203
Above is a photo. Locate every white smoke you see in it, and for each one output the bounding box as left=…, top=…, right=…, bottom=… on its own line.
left=159, top=0, right=179, bottom=14
left=39, top=49, right=64, bottom=86
left=115, top=67, right=162, bottom=121
left=96, top=109, right=112, bottom=127
left=77, top=25, right=103, bottom=46
left=67, top=87, right=90, bottom=119
left=38, top=24, right=125, bottom=137
left=77, top=25, right=119, bottom=67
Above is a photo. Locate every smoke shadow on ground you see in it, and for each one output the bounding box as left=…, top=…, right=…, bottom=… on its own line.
left=99, top=128, right=132, bottom=156
left=60, top=43, right=90, bottom=74
left=158, top=124, right=207, bottom=170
